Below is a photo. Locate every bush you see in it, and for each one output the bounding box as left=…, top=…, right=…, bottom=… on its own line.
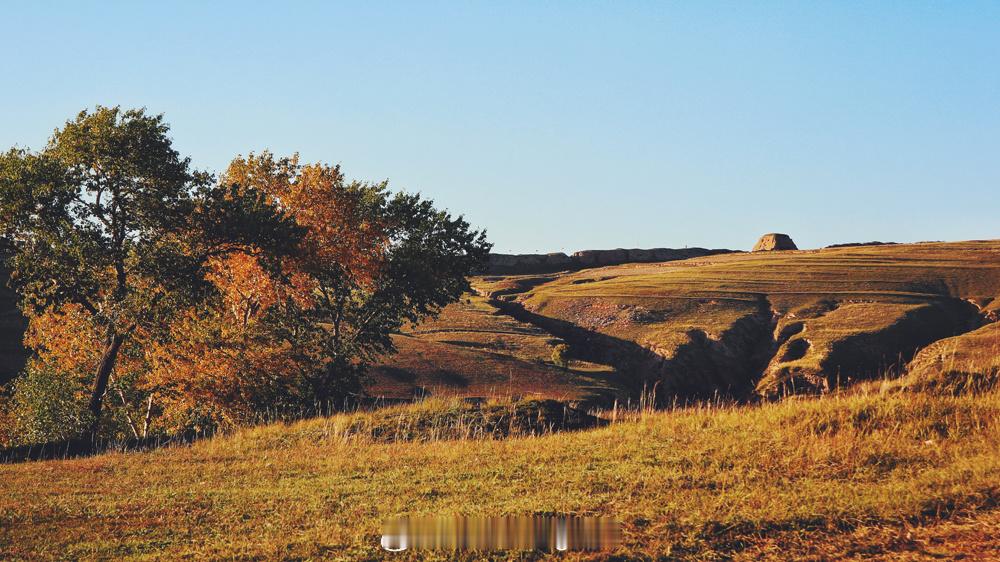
left=551, top=343, right=570, bottom=369
left=10, top=363, right=92, bottom=444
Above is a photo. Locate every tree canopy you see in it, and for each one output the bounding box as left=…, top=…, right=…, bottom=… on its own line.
left=0, top=107, right=489, bottom=442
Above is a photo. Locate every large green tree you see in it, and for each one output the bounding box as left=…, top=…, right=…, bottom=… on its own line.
left=0, top=107, right=299, bottom=436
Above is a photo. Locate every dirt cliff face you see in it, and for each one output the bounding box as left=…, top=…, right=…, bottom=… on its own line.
left=756, top=300, right=980, bottom=397
left=892, top=320, right=1000, bottom=394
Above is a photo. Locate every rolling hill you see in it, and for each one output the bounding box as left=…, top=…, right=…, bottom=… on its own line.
left=368, top=292, right=625, bottom=405
left=370, top=240, right=1000, bottom=404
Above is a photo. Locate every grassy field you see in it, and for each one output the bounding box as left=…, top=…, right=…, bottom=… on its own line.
left=2, top=383, right=999, bottom=560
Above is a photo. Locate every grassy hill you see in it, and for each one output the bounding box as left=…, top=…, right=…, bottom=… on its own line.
left=369, top=240, right=999, bottom=406
left=2, top=386, right=999, bottom=560
left=479, top=240, right=1000, bottom=401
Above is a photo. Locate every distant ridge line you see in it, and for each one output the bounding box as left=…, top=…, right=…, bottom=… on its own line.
left=485, top=247, right=737, bottom=275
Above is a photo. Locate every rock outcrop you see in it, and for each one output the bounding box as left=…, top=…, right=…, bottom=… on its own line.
left=752, top=233, right=797, bottom=252
left=486, top=247, right=736, bottom=275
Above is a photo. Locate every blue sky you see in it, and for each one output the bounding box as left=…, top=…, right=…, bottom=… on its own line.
left=3, top=2, right=998, bottom=252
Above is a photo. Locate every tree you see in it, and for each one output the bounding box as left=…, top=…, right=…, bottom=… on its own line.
left=149, top=153, right=491, bottom=425
left=0, top=107, right=300, bottom=437
left=0, top=111, right=489, bottom=439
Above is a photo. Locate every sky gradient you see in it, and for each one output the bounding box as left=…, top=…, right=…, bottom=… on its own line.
left=3, top=1, right=998, bottom=253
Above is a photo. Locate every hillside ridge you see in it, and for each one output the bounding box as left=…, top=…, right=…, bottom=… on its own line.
left=469, top=239, right=1000, bottom=403
left=486, top=246, right=736, bottom=274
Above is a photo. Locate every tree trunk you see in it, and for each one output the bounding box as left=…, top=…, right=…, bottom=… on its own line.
left=87, top=332, right=126, bottom=437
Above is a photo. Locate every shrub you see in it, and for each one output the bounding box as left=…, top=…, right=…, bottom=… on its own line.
left=10, top=363, right=92, bottom=444
left=551, top=343, right=570, bottom=369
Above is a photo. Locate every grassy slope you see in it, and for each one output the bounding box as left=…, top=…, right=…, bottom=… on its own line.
left=368, top=241, right=1000, bottom=403
left=893, top=321, right=1000, bottom=394
left=2, top=387, right=999, bottom=561
left=506, top=240, right=1000, bottom=396
left=369, top=292, right=624, bottom=404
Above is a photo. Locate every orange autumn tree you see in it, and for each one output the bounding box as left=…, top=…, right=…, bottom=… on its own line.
left=147, top=153, right=490, bottom=430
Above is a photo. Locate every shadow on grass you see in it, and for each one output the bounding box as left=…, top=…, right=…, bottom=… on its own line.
left=0, top=432, right=199, bottom=464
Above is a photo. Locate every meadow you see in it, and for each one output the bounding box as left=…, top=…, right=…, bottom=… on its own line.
left=2, top=382, right=999, bottom=560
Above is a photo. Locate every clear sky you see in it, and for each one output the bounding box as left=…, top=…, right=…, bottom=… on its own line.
left=3, top=2, right=998, bottom=253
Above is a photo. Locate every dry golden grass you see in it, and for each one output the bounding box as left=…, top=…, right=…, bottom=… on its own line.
left=2, top=384, right=999, bottom=560
left=890, top=321, right=1000, bottom=395
left=527, top=241, right=1000, bottom=305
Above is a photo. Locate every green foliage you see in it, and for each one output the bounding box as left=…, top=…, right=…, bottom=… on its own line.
left=9, top=362, right=91, bottom=444
left=202, top=153, right=492, bottom=407
left=0, top=107, right=202, bottom=315
left=0, top=107, right=204, bottom=435
left=0, top=107, right=302, bottom=437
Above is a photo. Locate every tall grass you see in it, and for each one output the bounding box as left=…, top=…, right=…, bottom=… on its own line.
left=4, top=381, right=998, bottom=560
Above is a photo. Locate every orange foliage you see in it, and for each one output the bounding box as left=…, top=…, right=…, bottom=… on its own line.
left=24, top=304, right=150, bottom=381
left=223, top=153, right=390, bottom=287
left=145, top=309, right=312, bottom=428
left=10, top=151, right=407, bottom=436
left=205, top=252, right=283, bottom=331
left=278, top=163, right=389, bottom=287
left=21, top=303, right=151, bottom=432
left=147, top=153, right=398, bottom=429
left=23, top=303, right=102, bottom=383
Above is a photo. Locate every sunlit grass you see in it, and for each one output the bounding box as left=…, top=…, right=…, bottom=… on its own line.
left=2, top=384, right=999, bottom=560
